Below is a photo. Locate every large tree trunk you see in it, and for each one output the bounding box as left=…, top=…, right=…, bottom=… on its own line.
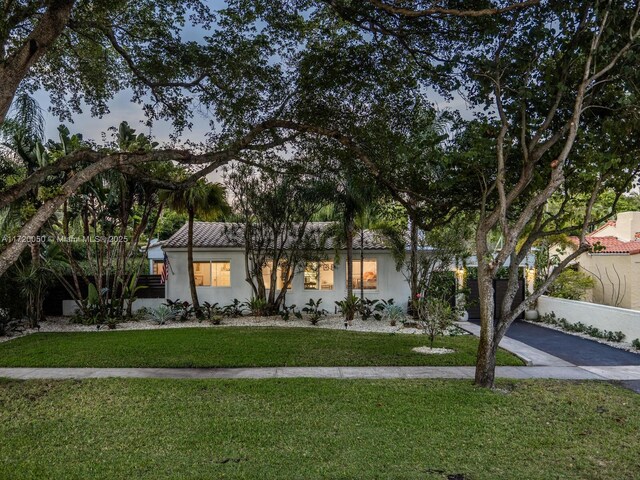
left=0, top=0, right=75, bottom=123
left=474, top=260, right=497, bottom=388
left=187, top=209, right=200, bottom=311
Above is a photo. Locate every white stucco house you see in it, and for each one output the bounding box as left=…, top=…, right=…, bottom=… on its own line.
left=562, top=211, right=640, bottom=310
left=162, top=221, right=411, bottom=310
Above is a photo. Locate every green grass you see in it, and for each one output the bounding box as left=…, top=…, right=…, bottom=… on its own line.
left=0, top=378, right=638, bottom=479
left=0, top=327, right=522, bottom=367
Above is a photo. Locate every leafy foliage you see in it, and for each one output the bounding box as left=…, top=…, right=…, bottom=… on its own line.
left=335, top=295, right=360, bottom=323
left=547, top=269, right=595, bottom=301
left=415, top=296, right=459, bottom=347
left=301, top=298, right=327, bottom=325
left=164, top=299, right=194, bottom=322
left=147, top=305, right=175, bottom=325
left=279, top=304, right=302, bottom=322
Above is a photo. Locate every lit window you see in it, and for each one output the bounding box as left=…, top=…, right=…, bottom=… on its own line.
left=350, top=259, right=377, bottom=290
left=305, top=261, right=334, bottom=290
left=193, top=262, right=212, bottom=286
left=152, top=260, right=165, bottom=276
left=262, top=260, right=292, bottom=290
left=192, top=261, right=231, bottom=287
left=211, top=262, right=231, bottom=287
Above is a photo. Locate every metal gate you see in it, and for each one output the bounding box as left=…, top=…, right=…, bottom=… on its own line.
left=466, top=279, right=525, bottom=321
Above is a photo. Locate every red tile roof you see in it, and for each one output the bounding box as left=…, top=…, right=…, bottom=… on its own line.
left=584, top=236, right=640, bottom=255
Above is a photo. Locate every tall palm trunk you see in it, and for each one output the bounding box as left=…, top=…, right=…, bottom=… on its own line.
left=29, top=241, right=44, bottom=327
left=409, top=219, right=418, bottom=316
left=360, top=228, right=364, bottom=301
left=345, top=215, right=355, bottom=322
left=187, top=209, right=200, bottom=312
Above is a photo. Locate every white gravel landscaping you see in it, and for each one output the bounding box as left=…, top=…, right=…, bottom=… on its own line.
left=0, top=314, right=469, bottom=343
left=411, top=346, right=456, bottom=355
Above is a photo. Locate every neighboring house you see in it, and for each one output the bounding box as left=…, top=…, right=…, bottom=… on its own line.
left=146, top=239, right=165, bottom=275
left=161, top=222, right=411, bottom=309
left=565, top=211, right=640, bottom=310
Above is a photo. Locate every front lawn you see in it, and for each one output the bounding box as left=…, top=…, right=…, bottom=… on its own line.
left=0, top=327, right=522, bottom=367
left=0, top=378, right=638, bottom=479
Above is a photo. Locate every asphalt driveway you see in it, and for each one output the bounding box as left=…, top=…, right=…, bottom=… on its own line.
left=501, top=321, right=640, bottom=366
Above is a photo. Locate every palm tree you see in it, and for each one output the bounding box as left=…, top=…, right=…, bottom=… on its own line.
left=0, top=93, right=48, bottom=326
left=162, top=181, right=231, bottom=312
left=324, top=174, right=372, bottom=321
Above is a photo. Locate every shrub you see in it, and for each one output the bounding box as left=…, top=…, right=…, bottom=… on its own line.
left=147, top=305, right=175, bottom=325
left=302, top=298, right=327, bottom=325
left=246, top=297, right=270, bottom=316
left=426, top=271, right=456, bottom=303
left=632, top=339, right=640, bottom=350
left=279, top=304, right=302, bottom=321
left=336, top=295, right=360, bottom=323
left=415, top=296, right=458, bottom=347
left=383, top=304, right=405, bottom=326
left=547, top=269, right=595, bottom=300
left=222, top=299, right=245, bottom=318
left=201, top=302, right=224, bottom=325
left=164, top=299, right=193, bottom=322
left=359, top=298, right=385, bottom=321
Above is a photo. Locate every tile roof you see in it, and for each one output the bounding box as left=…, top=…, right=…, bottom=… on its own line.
left=571, top=234, right=640, bottom=255
left=586, top=236, right=640, bottom=255
left=163, top=221, right=391, bottom=250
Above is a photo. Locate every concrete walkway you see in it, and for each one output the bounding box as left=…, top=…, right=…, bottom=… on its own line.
left=1, top=365, right=640, bottom=380
left=455, top=322, right=574, bottom=367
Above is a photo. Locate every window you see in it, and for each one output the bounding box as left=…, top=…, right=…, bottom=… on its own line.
left=211, top=262, right=231, bottom=287
left=192, top=261, right=231, bottom=287
left=349, top=259, right=378, bottom=290
left=304, top=261, right=334, bottom=290
left=262, top=260, right=292, bottom=290
left=152, top=260, right=165, bottom=276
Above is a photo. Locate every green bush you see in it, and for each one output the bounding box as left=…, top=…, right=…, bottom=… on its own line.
left=632, top=339, right=640, bottom=350
left=147, top=305, right=175, bottom=325
left=426, top=271, right=456, bottom=302
left=383, top=304, right=405, bottom=326
left=415, top=296, right=458, bottom=347
left=336, top=295, right=360, bottom=322
left=547, top=269, right=595, bottom=300
left=279, top=304, right=302, bottom=321
left=359, top=298, right=385, bottom=321
left=302, top=298, right=327, bottom=325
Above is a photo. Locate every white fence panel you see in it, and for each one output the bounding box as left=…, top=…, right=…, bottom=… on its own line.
left=537, top=295, right=640, bottom=341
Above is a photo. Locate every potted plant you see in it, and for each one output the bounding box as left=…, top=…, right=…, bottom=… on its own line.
left=455, top=289, right=470, bottom=322
left=524, top=299, right=539, bottom=321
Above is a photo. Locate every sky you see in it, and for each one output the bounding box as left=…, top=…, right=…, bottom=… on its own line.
left=32, top=1, right=475, bottom=148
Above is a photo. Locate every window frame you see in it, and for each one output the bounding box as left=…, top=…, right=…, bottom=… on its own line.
left=262, top=260, right=293, bottom=291
left=347, top=258, right=379, bottom=292
left=192, top=260, right=232, bottom=288
left=304, top=261, right=335, bottom=291
left=152, top=260, right=165, bottom=276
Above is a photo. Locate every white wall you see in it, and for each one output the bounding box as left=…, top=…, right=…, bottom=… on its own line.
left=538, top=295, right=640, bottom=341
left=62, top=298, right=165, bottom=316
left=164, top=248, right=411, bottom=311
